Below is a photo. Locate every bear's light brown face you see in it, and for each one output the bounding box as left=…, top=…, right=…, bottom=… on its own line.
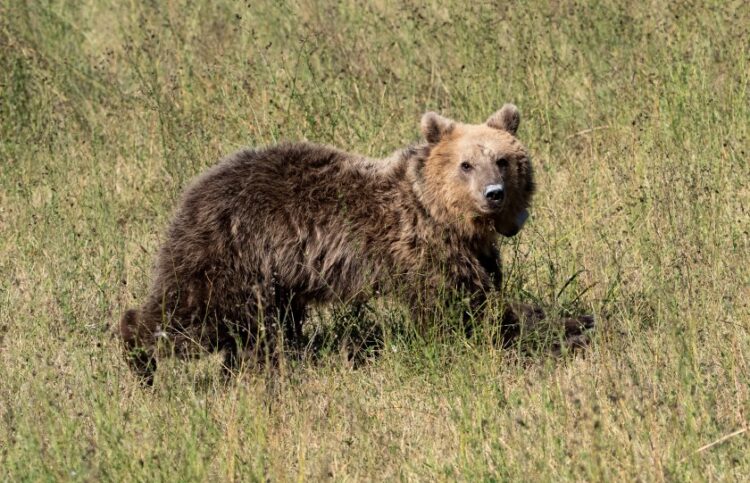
left=419, top=104, right=535, bottom=237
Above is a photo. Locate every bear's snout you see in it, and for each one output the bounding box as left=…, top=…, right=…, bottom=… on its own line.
left=484, top=184, right=505, bottom=203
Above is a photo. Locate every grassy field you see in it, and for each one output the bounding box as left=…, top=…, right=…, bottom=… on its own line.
left=1, top=0, right=749, bottom=480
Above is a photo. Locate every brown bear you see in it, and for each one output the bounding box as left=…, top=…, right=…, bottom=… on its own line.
left=120, top=104, right=592, bottom=384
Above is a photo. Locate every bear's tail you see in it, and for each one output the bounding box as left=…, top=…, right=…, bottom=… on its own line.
left=119, top=308, right=157, bottom=386
left=119, top=308, right=140, bottom=346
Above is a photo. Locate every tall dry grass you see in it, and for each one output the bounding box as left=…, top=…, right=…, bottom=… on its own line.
left=1, top=0, right=748, bottom=480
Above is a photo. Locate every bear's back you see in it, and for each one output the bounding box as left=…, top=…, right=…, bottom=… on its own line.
left=158, top=143, right=409, bottom=300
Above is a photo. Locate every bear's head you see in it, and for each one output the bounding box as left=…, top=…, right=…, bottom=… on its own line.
left=417, top=104, right=535, bottom=238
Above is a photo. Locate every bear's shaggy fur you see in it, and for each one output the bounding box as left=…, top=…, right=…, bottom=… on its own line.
left=120, top=105, right=584, bottom=383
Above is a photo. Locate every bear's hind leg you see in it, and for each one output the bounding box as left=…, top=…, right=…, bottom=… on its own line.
left=218, top=294, right=308, bottom=380
left=119, top=308, right=158, bottom=386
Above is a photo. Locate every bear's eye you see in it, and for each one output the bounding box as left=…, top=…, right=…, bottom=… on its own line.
left=460, top=161, right=473, bottom=172
left=496, top=157, right=509, bottom=168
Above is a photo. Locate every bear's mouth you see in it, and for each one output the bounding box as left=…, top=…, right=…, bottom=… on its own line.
left=478, top=199, right=505, bottom=215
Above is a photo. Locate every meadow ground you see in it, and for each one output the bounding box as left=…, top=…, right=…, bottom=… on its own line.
left=1, top=0, right=749, bottom=480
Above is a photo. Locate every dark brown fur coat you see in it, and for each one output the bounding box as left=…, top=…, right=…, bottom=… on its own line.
left=120, top=105, right=590, bottom=383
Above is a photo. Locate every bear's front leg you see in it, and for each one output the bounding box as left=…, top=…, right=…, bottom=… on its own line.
left=499, top=302, right=595, bottom=354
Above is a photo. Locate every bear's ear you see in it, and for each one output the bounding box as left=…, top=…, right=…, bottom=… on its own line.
left=486, top=104, right=520, bottom=135
left=421, top=112, right=455, bottom=144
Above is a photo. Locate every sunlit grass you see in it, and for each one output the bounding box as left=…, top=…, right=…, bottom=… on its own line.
left=1, top=0, right=748, bottom=480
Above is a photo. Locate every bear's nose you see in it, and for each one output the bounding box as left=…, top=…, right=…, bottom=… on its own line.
left=484, top=184, right=505, bottom=202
